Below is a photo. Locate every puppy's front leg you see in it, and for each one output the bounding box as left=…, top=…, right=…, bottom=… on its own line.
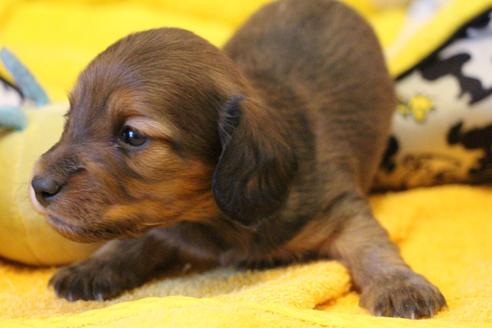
left=50, top=232, right=176, bottom=301
left=326, top=193, right=446, bottom=318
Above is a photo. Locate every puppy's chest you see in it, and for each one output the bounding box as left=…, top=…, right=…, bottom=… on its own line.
left=218, top=221, right=334, bottom=267
left=156, top=219, right=333, bottom=266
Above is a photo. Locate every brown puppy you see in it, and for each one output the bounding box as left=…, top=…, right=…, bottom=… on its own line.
left=30, top=0, right=445, bottom=318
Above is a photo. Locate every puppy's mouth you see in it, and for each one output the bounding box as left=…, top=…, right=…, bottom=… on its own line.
left=30, top=181, right=141, bottom=242
left=29, top=186, right=103, bottom=242
left=47, top=215, right=76, bottom=231
left=47, top=215, right=102, bottom=243
left=46, top=214, right=136, bottom=243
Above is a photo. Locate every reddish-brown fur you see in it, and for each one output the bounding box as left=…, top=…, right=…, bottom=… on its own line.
left=31, top=0, right=445, bottom=318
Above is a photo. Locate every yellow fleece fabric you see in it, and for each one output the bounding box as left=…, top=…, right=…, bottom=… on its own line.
left=1, top=0, right=492, bottom=327
left=1, top=186, right=492, bottom=327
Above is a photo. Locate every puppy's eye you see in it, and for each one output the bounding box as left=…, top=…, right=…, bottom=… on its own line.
left=119, top=126, right=147, bottom=147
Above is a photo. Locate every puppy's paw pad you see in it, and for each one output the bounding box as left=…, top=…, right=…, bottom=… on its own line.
left=361, top=271, right=446, bottom=319
left=49, top=260, right=140, bottom=301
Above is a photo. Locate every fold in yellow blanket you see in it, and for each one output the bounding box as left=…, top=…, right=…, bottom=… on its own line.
left=1, top=0, right=492, bottom=327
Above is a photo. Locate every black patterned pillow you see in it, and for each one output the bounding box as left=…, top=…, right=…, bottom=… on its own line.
left=375, top=9, right=492, bottom=189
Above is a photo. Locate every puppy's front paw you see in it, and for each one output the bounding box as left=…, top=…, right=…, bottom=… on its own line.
left=360, top=271, right=446, bottom=319
left=49, top=259, right=142, bottom=301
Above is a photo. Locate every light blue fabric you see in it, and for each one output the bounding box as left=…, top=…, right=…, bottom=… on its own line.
left=0, top=106, right=27, bottom=130
left=0, top=48, right=49, bottom=107
left=0, top=48, right=50, bottom=131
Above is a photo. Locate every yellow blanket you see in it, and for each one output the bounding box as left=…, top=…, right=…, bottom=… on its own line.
left=1, top=0, right=492, bottom=327
left=2, top=186, right=492, bottom=327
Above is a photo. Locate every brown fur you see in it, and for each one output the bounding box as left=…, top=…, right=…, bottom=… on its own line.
left=31, top=0, right=445, bottom=318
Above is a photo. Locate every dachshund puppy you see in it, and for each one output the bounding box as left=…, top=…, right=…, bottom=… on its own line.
left=30, top=0, right=445, bottom=318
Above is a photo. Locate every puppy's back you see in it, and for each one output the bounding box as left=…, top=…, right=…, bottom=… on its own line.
left=224, top=0, right=395, bottom=192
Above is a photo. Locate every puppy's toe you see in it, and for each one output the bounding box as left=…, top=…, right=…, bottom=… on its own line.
left=360, top=271, right=446, bottom=319
left=49, top=260, right=140, bottom=301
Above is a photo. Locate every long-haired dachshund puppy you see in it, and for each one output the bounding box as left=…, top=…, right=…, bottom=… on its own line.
left=30, top=0, right=446, bottom=318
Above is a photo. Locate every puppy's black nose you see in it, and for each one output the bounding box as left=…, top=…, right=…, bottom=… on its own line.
left=31, top=175, right=63, bottom=207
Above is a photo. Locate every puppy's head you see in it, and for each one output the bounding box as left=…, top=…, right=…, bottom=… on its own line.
left=30, top=28, right=297, bottom=242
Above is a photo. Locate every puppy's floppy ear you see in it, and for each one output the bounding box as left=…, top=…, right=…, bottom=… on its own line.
left=212, top=96, right=298, bottom=226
